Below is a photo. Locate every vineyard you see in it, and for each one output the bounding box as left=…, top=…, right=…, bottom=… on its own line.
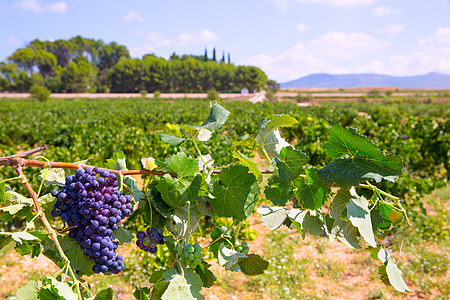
left=0, top=97, right=449, bottom=299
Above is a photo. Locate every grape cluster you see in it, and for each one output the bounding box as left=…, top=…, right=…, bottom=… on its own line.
left=235, top=241, right=249, bottom=254
left=51, top=167, right=133, bottom=274
left=181, top=243, right=203, bottom=269
left=136, top=227, right=164, bottom=253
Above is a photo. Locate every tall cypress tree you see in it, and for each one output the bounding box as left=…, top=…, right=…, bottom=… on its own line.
left=221, top=51, right=225, bottom=63
left=204, top=48, right=208, bottom=61
left=228, top=53, right=231, bottom=64
left=212, top=47, right=216, bottom=61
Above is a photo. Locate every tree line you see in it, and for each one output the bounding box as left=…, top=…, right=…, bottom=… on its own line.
left=0, top=36, right=269, bottom=93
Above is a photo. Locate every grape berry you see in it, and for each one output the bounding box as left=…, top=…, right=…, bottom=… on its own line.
left=136, top=227, right=164, bottom=253
left=181, top=243, right=203, bottom=269
left=51, top=167, right=133, bottom=274
left=235, top=241, right=249, bottom=254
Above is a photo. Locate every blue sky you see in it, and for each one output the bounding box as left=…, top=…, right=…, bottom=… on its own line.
left=1, top=0, right=449, bottom=82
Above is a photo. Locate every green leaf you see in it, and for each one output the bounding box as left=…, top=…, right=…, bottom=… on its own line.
left=141, top=157, right=158, bottom=171
left=296, top=167, right=330, bottom=210
left=330, top=189, right=351, bottom=219
left=112, top=227, right=133, bottom=243
left=58, top=235, right=94, bottom=276
left=16, top=280, right=40, bottom=300
left=106, top=151, right=127, bottom=171
left=0, top=182, right=5, bottom=203
left=256, top=206, right=289, bottom=230
left=201, top=102, right=231, bottom=131
left=288, top=209, right=324, bottom=237
left=264, top=176, right=293, bottom=206
left=38, top=168, right=66, bottom=187
left=194, top=261, right=217, bottom=288
left=273, top=147, right=309, bottom=180
left=0, top=203, right=27, bottom=215
left=218, top=243, right=247, bottom=270
left=232, top=151, right=262, bottom=180
left=386, top=258, right=410, bottom=292
left=195, top=128, right=212, bottom=141
left=256, top=114, right=298, bottom=159
left=330, top=219, right=361, bottom=249
left=318, top=157, right=402, bottom=187
left=318, top=125, right=402, bottom=187
left=47, top=276, right=78, bottom=300
left=167, top=152, right=199, bottom=178
left=161, top=268, right=203, bottom=300
left=346, top=190, right=377, bottom=247
left=210, top=165, right=258, bottom=220
left=38, top=287, right=60, bottom=300
left=134, top=287, right=151, bottom=300
left=94, top=287, right=114, bottom=300
left=124, top=176, right=145, bottom=201
left=4, top=187, right=33, bottom=206
left=150, top=282, right=170, bottom=300
left=9, top=231, right=39, bottom=244
left=238, top=254, right=269, bottom=276
left=39, top=193, right=57, bottom=221
left=166, top=207, right=202, bottom=240
left=160, top=134, right=186, bottom=146
left=379, top=202, right=404, bottom=224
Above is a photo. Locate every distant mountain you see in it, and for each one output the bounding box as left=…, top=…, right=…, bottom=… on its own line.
left=281, top=72, right=450, bottom=89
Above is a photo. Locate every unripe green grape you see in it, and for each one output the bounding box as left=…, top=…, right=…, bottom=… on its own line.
left=193, top=257, right=201, bottom=264
left=188, top=245, right=195, bottom=254
left=193, top=243, right=202, bottom=252
left=194, top=251, right=202, bottom=258
left=241, top=241, right=248, bottom=247
left=188, top=253, right=195, bottom=261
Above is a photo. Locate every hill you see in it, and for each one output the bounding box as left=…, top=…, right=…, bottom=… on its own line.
left=281, top=72, right=450, bottom=89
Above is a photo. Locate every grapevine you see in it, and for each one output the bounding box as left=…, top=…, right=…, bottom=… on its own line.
left=0, top=102, right=413, bottom=299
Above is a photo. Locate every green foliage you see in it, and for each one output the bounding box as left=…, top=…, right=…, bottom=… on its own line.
left=29, top=85, right=51, bottom=102
left=1, top=99, right=446, bottom=298
left=139, top=90, right=148, bottom=98
left=207, top=88, right=219, bottom=101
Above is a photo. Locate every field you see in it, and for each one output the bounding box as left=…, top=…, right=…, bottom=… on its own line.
left=0, top=96, right=448, bottom=299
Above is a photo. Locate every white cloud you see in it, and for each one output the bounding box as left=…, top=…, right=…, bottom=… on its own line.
left=372, top=6, right=400, bottom=17
left=244, top=27, right=450, bottom=82
left=296, top=22, right=309, bottom=32
left=309, top=32, right=389, bottom=58
left=271, top=0, right=289, bottom=10
left=13, top=0, right=67, bottom=13
left=243, top=31, right=389, bottom=81
left=130, top=30, right=218, bottom=58
left=7, top=36, right=20, bottom=45
left=122, top=12, right=145, bottom=23
left=296, top=0, right=378, bottom=7
left=375, top=24, right=405, bottom=37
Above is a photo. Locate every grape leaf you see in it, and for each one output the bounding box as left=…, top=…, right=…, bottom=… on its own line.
left=38, top=168, right=66, bottom=187
left=150, top=282, right=169, bottom=300
left=94, top=287, right=114, bottom=300
left=134, top=287, right=151, bottom=300
left=288, top=209, right=324, bottom=237
left=346, top=191, right=377, bottom=247
left=264, top=176, right=293, bottom=206
left=210, top=165, right=258, bottom=220
left=318, top=125, right=402, bottom=187
left=379, top=202, right=404, bottom=224
left=273, top=147, right=309, bottom=181
left=106, top=151, right=127, bottom=171
left=58, top=236, right=94, bottom=276
left=330, top=189, right=351, bottom=219
left=47, top=276, right=77, bottom=300
left=16, top=280, right=40, bottom=300
left=7, top=231, right=39, bottom=244
left=232, top=151, right=262, bottom=180
left=201, top=102, right=231, bottom=131
left=194, top=261, right=217, bottom=288
left=257, top=206, right=289, bottom=230
left=296, top=167, right=330, bottom=210
left=218, top=243, right=247, bottom=270
left=238, top=254, right=269, bottom=276
left=386, top=258, right=410, bottom=292
left=124, top=176, right=145, bottom=202
left=330, top=219, right=361, bottom=249
left=141, top=157, right=158, bottom=171
left=256, top=114, right=298, bottom=159
left=112, top=227, right=133, bottom=243
left=161, top=268, right=203, bottom=300
left=167, top=152, right=199, bottom=178
left=160, top=134, right=186, bottom=146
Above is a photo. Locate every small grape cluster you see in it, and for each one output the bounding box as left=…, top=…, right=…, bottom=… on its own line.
left=51, top=167, right=133, bottom=274
left=181, top=243, right=203, bottom=269
left=235, top=241, right=249, bottom=254
left=136, top=227, right=164, bottom=253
